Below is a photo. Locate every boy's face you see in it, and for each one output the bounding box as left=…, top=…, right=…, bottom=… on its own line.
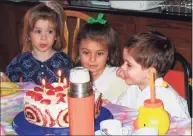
left=120, top=48, right=150, bottom=89
left=79, top=39, right=108, bottom=80
left=30, top=19, right=56, bottom=53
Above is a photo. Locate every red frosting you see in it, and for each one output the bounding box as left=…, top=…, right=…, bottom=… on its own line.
left=26, top=83, right=68, bottom=105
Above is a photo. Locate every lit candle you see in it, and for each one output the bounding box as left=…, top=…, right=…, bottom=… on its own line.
left=42, top=78, right=46, bottom=93
left=63, top=78, right=68, bottom=88
left=58, top=70, right=61, bottom=85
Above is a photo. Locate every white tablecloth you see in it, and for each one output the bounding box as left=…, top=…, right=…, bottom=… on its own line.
left=1, top=82, right=192, bottom=135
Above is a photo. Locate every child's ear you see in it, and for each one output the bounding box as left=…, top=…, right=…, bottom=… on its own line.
left=148, top=67, right=157, bottom=78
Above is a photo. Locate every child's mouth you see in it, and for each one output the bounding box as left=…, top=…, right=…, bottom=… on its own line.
left=40, top=44, right=47, bottom=48
left=89, top=65, right=97, bottom=69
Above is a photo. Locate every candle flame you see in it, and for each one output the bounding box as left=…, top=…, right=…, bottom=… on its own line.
left=58, top=70, right=61, bottom=77
left=42, top=79, right=46, bottom=86
left=42, top=79, right=46, bottom=93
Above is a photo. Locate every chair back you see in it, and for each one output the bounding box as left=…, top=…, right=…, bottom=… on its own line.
left=63, top=10, right=90, bottom=61
left=164, top=52, right=192, bottom=117
left=164, top=70, right=185, bottom=97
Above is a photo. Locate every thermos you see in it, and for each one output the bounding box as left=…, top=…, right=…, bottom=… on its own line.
left=68, top=67, right=94, bottom=135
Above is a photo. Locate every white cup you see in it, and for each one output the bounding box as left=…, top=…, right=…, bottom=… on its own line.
left=100, top=119, right=129, bottom=135
left=132, top=127, right=158, bottom=135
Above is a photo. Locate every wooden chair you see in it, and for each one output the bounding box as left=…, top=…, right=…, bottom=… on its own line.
left=63, top=10, right=90, bottom=61
left=164, top=52, right=192, bottom=117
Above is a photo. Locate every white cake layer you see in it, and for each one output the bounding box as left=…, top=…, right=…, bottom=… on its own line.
left=24, top=95, right=68, bottom=120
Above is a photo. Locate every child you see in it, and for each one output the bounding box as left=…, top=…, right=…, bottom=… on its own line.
left=116, top=31, right=190, bottom=119
left=0, top=1, right=73, bottom=85
left=74, top=13, right=128, bottom=103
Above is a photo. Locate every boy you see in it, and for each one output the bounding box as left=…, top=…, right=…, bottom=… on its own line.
left=116, top=31, right=190, bottom=119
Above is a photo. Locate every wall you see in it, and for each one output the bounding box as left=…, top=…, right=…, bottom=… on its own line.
left=0, top=2, right=191, bottom=72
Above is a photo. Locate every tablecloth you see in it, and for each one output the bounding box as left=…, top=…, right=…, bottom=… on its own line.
left=0, top=82, right=192, bottom=135
left=104, top=103, right=192, bottom=135
left=1, top=82, right=38, bottom=135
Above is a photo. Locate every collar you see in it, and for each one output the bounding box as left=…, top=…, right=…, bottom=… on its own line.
left=155, top=77, right=168, bottom=88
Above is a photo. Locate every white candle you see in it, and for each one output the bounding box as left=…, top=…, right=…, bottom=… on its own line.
left=42, top=79, right=46, bottom=93
left=58, top=70, right=61, bottom=85
left=63, top=78, right=67, bottom=87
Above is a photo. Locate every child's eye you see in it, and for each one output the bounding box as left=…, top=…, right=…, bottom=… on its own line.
left=48, top=30, right=55, bottom=34
left=97, top=52, right=104, bottom=56
left=127, top=63, right=131, bottom=67
left=82, top=51, right=89, bottom=55
left=34, top=30, right=41, bottom=34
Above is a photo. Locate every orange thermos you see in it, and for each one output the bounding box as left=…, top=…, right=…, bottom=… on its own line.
left=68, top=67, right=94, bottom=135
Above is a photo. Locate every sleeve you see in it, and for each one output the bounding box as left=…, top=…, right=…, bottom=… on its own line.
left=104, top=76, right=128, bottom=103
left=158, top=87, right=190, bottom=119
left=5, top=54, right=22, bottom=82
left=116, top=89, right=129, bottom=107
left=167, top=94, right=190, bottom=119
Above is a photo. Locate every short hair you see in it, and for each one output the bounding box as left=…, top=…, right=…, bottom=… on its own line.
left=125, top=31, right=175, bottom=77
left=22, top=2, right=65, bottom=51
left=75, top=23, right=120, bottom=66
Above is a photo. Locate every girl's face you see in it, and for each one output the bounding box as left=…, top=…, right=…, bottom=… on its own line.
left=120, top=48, right=150, bottom=89
left=30, top=19, right=56, bottom=53
left=79, top=39, right=108, bottom=80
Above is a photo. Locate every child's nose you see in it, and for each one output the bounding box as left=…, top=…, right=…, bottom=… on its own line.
left=120, top=63, right=127, bottom=70
left=40, top=33, right=47, bottom=39
left=116, top=67, right=125, bottom=79
left=90, top=54, right=96, bottom=62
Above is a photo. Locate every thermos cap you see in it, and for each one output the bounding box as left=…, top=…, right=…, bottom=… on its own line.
left=70, top=67, right=90, bottom=84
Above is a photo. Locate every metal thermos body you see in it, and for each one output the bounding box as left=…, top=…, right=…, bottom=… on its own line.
left=68, top=67, right=94, bottom=135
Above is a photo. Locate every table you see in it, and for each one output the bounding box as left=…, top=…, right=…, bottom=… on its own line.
left=1, top=82, right=192, bottom=135
left=104, top=103, right=192, bottom=135
left=1, top=82, right=38, bottom=135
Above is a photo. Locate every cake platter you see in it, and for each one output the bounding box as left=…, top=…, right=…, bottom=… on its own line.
left=12, top=106, right=113, bottom=135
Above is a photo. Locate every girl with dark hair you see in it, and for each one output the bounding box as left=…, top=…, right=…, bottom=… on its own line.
left=74, top=13, right=128, bottom=103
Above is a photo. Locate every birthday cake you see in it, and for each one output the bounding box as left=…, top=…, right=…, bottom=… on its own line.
left=24, top=82, right=102, bottom=127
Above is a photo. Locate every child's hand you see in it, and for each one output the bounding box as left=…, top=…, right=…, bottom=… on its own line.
left=0, top=72, right=11, bottom=82
left=102, top=99, right=111, bottom=104
left=116, top=67, right=125, bottom=79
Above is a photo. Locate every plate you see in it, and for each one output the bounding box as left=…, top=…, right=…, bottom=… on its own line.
left=95, top=130, right=102, bottom=135
left=0, top=82, right=20, bottom=96
left=12, top=106, right=113, bottom=135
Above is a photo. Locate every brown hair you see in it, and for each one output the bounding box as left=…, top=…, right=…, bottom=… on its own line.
left=125, top=31, right=175, bottom=77
left=22, top=1, right=65, bottom=51
left=75, top=23, right=120, bottom=66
